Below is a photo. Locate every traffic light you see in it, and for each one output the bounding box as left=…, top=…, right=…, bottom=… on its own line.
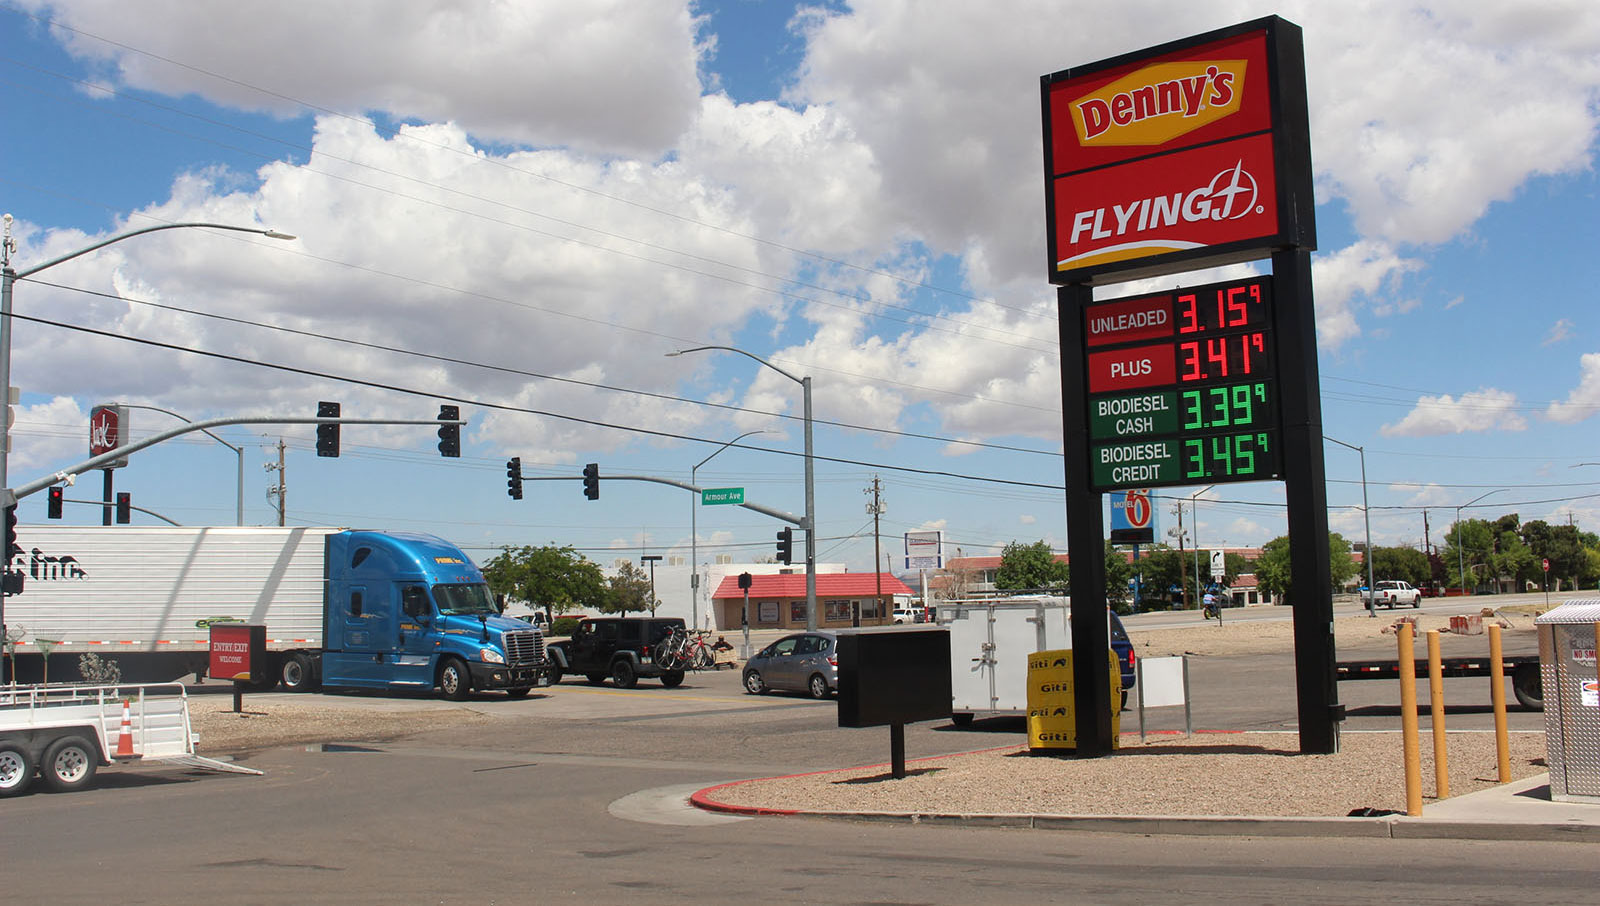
left=316, top=401, right=341, bottom=457
left=47, top=486, right=63, bottom=519
left=506, top=457, right=523, bottom=500
left=116, top=492, right=131, bottom=524
left=437, top=405, right=460, bottom=458
left=582, top=463, right=599, bottom=500
left=775, top=527, right=793, bottom=565
left=4, top=504, right=19, bottom=560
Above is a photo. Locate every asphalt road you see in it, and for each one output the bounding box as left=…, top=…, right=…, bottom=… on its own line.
left=3, top=601, right=1592, bottom=904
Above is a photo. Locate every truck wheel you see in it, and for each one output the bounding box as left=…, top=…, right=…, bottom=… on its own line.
left=611, top=659, right=638, bottom=689
left=544, top=664, right=564, bottom=685
left=41, top=736, right=97, bottom=793
left=0, top=743, right=34, bottom=797
left=1412, top=597, right=1421, bottom=608
left=1513, top=663, right=1544, bottom=710
left=438, top=657, right=472, bottom=701
left=585, top=673, right=607, bottom=686
left=281, top=653, right=318, bottom=693
left=950, top=713, right=974, bottom=727
left=504, top=687, right=532, bottom=699
left=660, top=670, right=685, bottom=688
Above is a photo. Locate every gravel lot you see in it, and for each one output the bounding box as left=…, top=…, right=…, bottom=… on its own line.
left=190, top=609, right=1550, bottom=818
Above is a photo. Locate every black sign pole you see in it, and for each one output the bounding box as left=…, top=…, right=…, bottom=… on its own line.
left=1060, top=281, right=1115, bottom=757
left=1274, top=247, right=1340, bottom=754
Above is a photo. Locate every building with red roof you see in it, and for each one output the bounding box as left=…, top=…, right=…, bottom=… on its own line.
left=709, top=571, right=913, bottom=630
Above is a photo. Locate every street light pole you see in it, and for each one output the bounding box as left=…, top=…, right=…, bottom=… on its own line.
left=692, top=430, right=766, bottom=631
left=1455, top=488, right=1505, bottom=596
left=1325, top=436, right=1375, bottom=617
left=120, top=404, right=246, bottom=526
left=1190, top=485, right=1214, bottom=604
left=668, top=346, right=817, bottom=630
left=0, top=216, right=295, bottom=493
left=641, top=554, right=662, bottom=616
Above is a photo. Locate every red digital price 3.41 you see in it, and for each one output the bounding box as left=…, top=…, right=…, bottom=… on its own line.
left=1179, top=331, right=1269, bottom=382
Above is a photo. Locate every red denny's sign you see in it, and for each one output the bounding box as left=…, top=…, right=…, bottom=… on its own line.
left=1042, top=17, right=1315, bottom=286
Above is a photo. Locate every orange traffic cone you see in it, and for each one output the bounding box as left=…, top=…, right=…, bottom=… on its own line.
left=114, top=699, right=139, bottom=760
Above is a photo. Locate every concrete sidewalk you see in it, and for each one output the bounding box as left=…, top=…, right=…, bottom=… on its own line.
left=691, top=771, right=1600, bottom=842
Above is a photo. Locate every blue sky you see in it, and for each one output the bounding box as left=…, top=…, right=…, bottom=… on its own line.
left=2, top=0, right=1598, bottom=587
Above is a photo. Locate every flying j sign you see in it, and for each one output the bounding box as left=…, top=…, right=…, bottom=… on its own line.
left=1041, top=17, right=1315, bottom=286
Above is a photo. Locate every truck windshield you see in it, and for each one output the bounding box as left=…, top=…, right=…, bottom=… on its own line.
left=432, top=583, right=498, bottom=616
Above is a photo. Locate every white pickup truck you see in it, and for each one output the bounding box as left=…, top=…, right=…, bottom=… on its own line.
left=1362, top=580, right=1423, bottom=609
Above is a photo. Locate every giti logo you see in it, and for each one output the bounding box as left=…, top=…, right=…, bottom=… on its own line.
left=1038, top=682, right=1072, bottom=693
left=1036, top=732, right=1074, bottom=743
left=1028, top=707, right=1073, bottom=718
left=1072, top=61, right=1245, bottom=146
left=1052, top=656, right=1070, bottom=667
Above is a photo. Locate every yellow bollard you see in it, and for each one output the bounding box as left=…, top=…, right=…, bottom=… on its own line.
left=1427, top=629, right=1449, bottom=799
left=1399, top=623, right=1422, bottom=816
left=1488, top=624, right=1511, bottom=783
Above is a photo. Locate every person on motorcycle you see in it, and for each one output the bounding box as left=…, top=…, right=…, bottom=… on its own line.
left=1202, top=590, right=1219, bottom=620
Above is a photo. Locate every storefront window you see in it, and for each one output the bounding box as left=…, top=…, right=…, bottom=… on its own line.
left=825, top=600, right=851, bottom=622
left=789, top=601, right=807, bottom=624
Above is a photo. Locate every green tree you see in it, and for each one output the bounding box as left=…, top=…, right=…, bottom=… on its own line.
left=1253, top=533, right=1358, bottom=603
left=1521, top=521, right=1588, bottom=590
left=603, top=561, right=655, bottom=616
left=1104, top=541, right=1133, bottom=611
left=1441, top=518, right=1496, bottom=591
left=1129, top=546, right=1185, bottom=608
left=995, top=540, right=1070, bottom=592
left=481, top=544, right=606, bottom=620
left=1368, top=546, right=1431, bottom=587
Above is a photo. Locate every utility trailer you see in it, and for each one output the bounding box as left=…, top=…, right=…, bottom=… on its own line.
left=935, top=597, right=1135, bottom=725
left=1335, top=654, right=1543, bottom=710
left=0, top=682, right=258, bottom=796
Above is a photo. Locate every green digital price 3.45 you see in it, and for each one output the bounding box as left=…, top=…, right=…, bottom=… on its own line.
left=1182, top=381, right=1270, bottom=431
left=1183, top=431, right=1276, bottom=480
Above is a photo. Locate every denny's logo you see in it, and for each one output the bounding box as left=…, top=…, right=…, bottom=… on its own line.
left=1071, top=60, right=1246, bottom=147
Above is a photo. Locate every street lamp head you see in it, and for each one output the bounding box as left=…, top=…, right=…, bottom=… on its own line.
left=261, top=230, right=297, bottom=241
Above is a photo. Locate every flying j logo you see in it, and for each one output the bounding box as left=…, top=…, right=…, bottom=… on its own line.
left=1052, top=133, right=1278, bottom=272
left=1071, top=61, right=1245, bottom=146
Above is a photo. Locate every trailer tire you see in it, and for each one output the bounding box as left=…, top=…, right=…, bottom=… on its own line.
left=281, top=653, right=318, bottom=693
left=950, top=713, right=974, bottom=727
left=439, top=657, right=472, bottom=701
left=585, top=673, right=607, bottom=685
left=504, top=687, right=532, bottom=699
left=0, top=742, right=33, bottom=797
left=660, top=670, right=685, bottom=688
left=41, top=736, right=97, bottom=793
left=1513, top=663, right=1544, bottom=711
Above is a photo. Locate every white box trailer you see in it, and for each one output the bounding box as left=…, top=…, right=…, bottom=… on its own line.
left=935, top=596, right=1133, bottom=725
left=5, top=525, right=337, bottom=683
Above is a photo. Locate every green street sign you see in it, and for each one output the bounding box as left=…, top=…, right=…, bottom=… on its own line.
left=701, top=487, right=745, bottom=506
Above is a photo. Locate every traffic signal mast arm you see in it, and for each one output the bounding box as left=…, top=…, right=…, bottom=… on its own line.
left=1, top=415, right=465, bottom=505
left=587, top=473, right=806, bottom=528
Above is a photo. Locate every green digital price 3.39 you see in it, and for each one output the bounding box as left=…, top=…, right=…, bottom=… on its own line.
left=1183, top=431, right=1277, bottom=480
left=1182, top=381, right=1270, bottom=431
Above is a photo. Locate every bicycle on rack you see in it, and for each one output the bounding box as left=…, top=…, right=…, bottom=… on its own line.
left=654, top=627, right=716, bottom=671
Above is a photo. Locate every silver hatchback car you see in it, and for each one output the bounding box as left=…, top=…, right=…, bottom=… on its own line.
left=743, top=631, right=837, bottom=699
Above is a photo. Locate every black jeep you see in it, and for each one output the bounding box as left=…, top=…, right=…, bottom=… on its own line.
left=544, top=617, right=686, bottom=689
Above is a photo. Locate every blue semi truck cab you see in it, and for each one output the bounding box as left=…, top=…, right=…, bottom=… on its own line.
left=300, top=531, right=549, bottom=699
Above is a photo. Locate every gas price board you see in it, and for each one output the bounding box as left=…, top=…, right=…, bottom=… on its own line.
left=1084, top=275, right=1282, bottom=491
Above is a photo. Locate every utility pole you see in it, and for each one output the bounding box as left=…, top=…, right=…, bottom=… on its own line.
left=864, top=475, right=884, bottom=627
left=1423, top=509, right=1432, bottom=556
left=264, top=438, right=286, bottom=526
left=1177, top=505, right=1190, bottom=611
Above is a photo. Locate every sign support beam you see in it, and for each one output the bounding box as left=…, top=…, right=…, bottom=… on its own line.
left=1061, top=281, right=1115, bottom=757
left=1275, top=247, right=1340, bottom=754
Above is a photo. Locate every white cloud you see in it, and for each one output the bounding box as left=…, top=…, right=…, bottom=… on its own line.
left=1544, top=318, right=1576, bottom=346
left=1380, top=389, right=1529, bottom=436
left=10, top=0, right=1600, bottom=455
left=1018, top=514, right=1037, bottom=525
left=1547, top=352, right=1600, bottom=424
left=15, top=0, right=706, bottom=156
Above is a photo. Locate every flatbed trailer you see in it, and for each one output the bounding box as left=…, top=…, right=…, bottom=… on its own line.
left=1335, top=654, right=1543, bottom=710
left=0, top=682, right=258, bottom=796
